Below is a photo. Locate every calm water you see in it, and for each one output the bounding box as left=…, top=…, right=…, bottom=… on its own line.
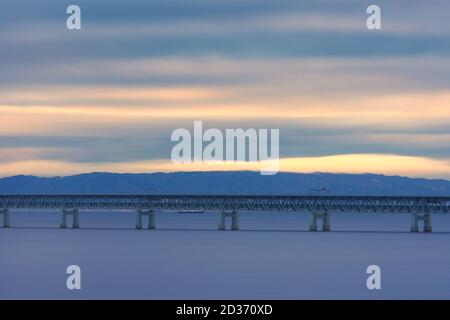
left=1, top=210, right=450, bottom=299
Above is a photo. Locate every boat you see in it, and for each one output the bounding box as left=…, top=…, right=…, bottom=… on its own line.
left=177, top=210, right=205, bottom=214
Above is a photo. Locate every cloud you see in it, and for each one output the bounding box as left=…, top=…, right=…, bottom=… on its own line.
left=2, top=89, right=450, bottom=121
left=4, top=1, right=450, bottom=46
left=0, top=154, right=449, bottom=179
left=1, top=88, right=450, bottom=162
left=3, top=55, right=450, bottom=93
left=3, top=2, right=450, bottom=76
left=0, top=86, right=224, bottom=106
left=1, top=0, right=449, bottom=179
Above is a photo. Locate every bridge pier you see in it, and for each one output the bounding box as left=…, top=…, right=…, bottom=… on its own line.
left=218, top=210, right=239, bottom=231
left=309, top=212, right=331, bottom=232
left=135, top=209, right=155, bottom=230
left=60, top=208, right=79, bottom=229
left=1, top=209, right=10, bottom=228
left=410, top=213, right=432, bottom=233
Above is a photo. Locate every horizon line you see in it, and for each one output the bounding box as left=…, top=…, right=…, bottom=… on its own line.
left=1, top=170, right=449, bottom=182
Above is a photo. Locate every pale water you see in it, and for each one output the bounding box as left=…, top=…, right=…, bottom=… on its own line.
left=1, top=210, right=450, bottom=299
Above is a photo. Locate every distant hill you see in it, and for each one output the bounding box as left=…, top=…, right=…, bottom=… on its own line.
left=0, top=171, right=449, bottom=196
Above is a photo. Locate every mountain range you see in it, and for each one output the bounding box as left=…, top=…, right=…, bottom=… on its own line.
left=0, top=171, right=449, bottom=196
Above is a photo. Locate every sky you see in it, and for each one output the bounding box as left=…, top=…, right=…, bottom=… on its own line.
left=1, top=0, right=450, bottom=178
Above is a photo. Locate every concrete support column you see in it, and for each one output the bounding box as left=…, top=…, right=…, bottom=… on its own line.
left=309, top=212, right=318, bottom=231
left=136, top=209, right=143, bottom=229
left=231, top=211, right=239, bottom=231
left=73, top=209, right=79, bottom=229
left=60, top=208, right=79, bottom=229
left=218, top=211, right=226, bottom=230
left=424, top=214, right=432, bottom=233
left=410, top=214, right=419, bottom=232
left=410, top=213, right=432, bottom=233
left=309, top=212, right=331, bottom=231
left=60, top=210, right=67, bottom=228
left=135, top=209, right=155, bottom=230
left=147, top=210, right=155, bottom=230
left=322, top=212, right=331, bottom=232
left=218, top=210, right=239, bottom=230
left=1, top=209, right=10, bottom=228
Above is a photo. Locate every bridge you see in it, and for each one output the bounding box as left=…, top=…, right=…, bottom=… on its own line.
left=1, top=194, right=450, bottom=232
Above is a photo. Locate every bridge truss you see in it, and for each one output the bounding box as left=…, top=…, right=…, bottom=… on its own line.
left=1, top=195, right=449, bottom=232
left=0, top=194, right=449, bottom=213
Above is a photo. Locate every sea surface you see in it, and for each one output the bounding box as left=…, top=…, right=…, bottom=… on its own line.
left=1, top=210, right=450, bottom=299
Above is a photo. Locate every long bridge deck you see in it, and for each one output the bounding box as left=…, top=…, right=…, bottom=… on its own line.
left=1, top=194, right=450, bottom=212
left=1, top=195, right=450, bottom=232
